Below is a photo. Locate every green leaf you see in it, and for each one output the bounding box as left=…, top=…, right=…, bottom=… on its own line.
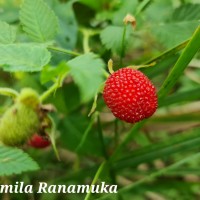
left=0, top=145, right=39, bottom=176
left=113, top=128, right=200, bottom=170
left=172, top=4, right=200, bottom=21
left=146, top=3, right=200, bottom=48
left=79, top=0, right=104, bottom=11
left=152, top=21, right=200, bottom=48
left=0, top=21, right=16, bottom=44
left=54, top=1, right=78, bottom=50
left=100, top=26, right=130, bottom=54
left=158, top=26, right=200, bottom=99
left=159, top=87, right=200, bottom=107
left=59, top=114, right=102, bottom=156
left=40, top=62, right=69, bottom=84
left=68, top=53, right=105, bottom=102
left=0, top=44, right=51, bottom=72
left=20, top=0, right=59, bottom=42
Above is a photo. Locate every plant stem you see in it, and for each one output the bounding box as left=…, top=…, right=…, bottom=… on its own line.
left=97, top=115, right=109, bottom=159
left=120, top=25, right=127, bottom=67
left=110, top=121, right=145, bottom=161
left=0, top=88, right=19, bottom=98
left=48, top=46, right=81, bottom=56
left=39, top=81, right=59, bottom=102
left=75, top=113, right=98, bottom=153
left=84, top=161, right=107, bottom=200
left=114, top=119, right=119, bottom=148
left=97, top=116, right=117, bottom=184
left=82, top=30, right=91, bottom=53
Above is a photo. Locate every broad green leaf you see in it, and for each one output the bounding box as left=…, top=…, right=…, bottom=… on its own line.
left=0, top=21, right=16, bottom=44
left=152, top=21, right=200, bottom=48
left=146, top=3, right=200, bottom=48
left=172, top=4, right=200, bottom=21
left=54, top=1, right=78, bottom=50
left=0, top=44, right=51, bottom=72
left=0, top=0, right=20, bottom=23
left=20, top=0, right=59, bottom=42
left=0, top=145, right=39, bottom=176
left=68, top=53, right=105, bottom=102
left=100, top=25, right=131, bottom=54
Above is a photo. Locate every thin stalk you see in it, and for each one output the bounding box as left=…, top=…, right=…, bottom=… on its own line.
left=0, top=88, right=19, bottom=98
left=48, top=46, right=81, bottom=56
left=40, top=71, right=69, bottom=102
left=39, top=81, right=59, bottom=102
left=97, top=116, right=117, bottom=184
left=120, top=24, right=127, bottom=67
left=84, top=161, right=107, bottom=200
left=114, top=119, right=119, bottom=149
left=82, top=30, right=91, bottom=53
left=97, top=115, right=109, bottom=159
left=110, top=121, right=145, bottom=161
left=75, top=113, right=97, bottom=153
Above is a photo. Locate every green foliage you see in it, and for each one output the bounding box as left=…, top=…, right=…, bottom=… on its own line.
left=100, top=26, right=131, bottom=54
left=0, top=44, right=51, bottom=72
left=1, top=0, right=200, bottom=199
left=68, top=53, right=105, bottom=102
left=146, top=2, right=200, bottom=47
left=0, top=21, right=16, bottom=44
left=20, top=0, right=59, bottom=42
left=0, top=145, right=39, bottom=176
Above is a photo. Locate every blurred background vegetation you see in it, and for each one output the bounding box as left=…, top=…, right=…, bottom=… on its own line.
left=1, top=0, right=200, bottom=199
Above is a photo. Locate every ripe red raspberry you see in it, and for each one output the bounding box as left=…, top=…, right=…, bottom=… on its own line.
left=103, top=68, right=158, bottom=123
left=28, top=134, right=51, bottom=149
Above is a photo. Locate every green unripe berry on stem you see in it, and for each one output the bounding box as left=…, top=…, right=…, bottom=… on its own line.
left=0, top=88, right=40, bottom=146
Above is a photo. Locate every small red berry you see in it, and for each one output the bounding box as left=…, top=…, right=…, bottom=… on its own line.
left=103, top=68, right=158, bottom=123
left=28, top=134, right=51, bottom=149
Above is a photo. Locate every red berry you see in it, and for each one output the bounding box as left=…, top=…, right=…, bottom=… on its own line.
left=28, top=134, right=51, bottom=149
left=103, top=68, right=158, bottom=123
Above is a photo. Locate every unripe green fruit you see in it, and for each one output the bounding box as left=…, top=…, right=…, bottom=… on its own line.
left=0, top=88, right=40, bottom=146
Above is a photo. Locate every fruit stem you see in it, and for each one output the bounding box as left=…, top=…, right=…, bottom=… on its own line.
left=120, top=24, right=127, bottom=67
left=48, top=46, right=81, bottom=56
left=40, top=71, right=69, bottom=102
left=39, top=82, right=59, bottom=102
left=82, top=29, right=91, bottom=53
left=0, top=88, right=19, bottom=98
